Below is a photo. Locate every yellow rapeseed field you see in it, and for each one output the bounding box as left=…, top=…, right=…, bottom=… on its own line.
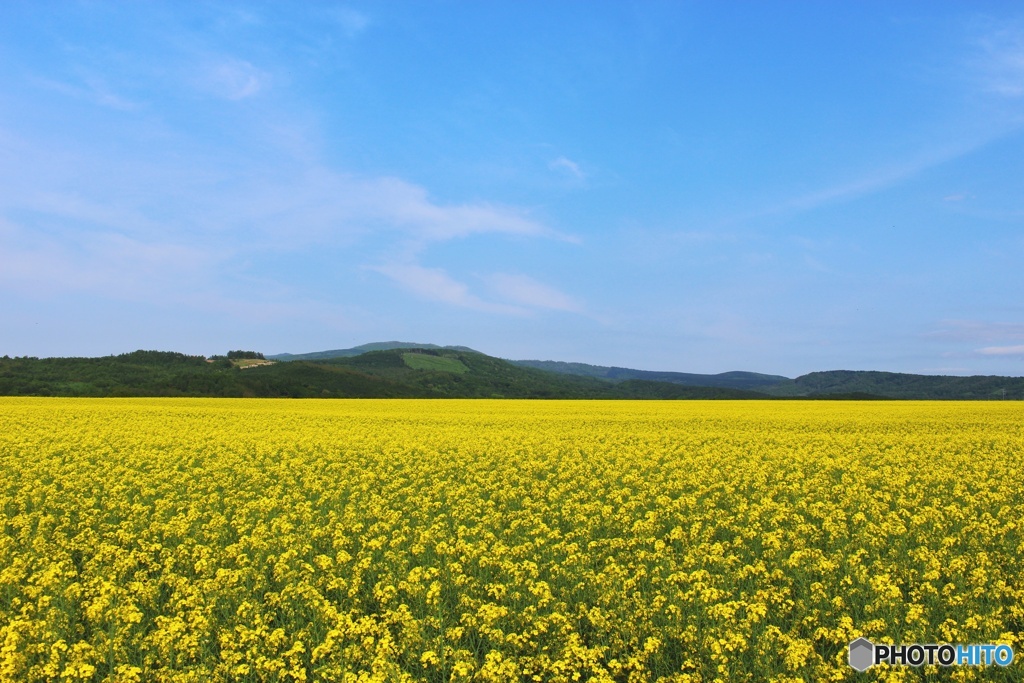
left=1, top=398, right=1021, bottom=682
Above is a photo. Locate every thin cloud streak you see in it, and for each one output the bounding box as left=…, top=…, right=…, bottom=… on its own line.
left=975, top=24, right=1024, bottom=98
left=549, top=156, right=586, bottom=181
left=0, top=220, right=216, bottom=299
left=777, top=137, right=1004, bottom=215
left=201, top=58, right=269, bottom=100
left=925, top=320, right=1024, bottom=343
left=484, top=272, right=582, bottom=313
left=976, top=344, right=1024, bottom=356
left=30, top=74, right=142, bottom=111
left=328, top=7, right=371, bottom=37
left=367, top=263, right=525, bottom=315
left=735, top=28, right=1024, bottom=225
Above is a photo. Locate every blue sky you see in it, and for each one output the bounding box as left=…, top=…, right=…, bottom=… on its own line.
left=1, top=2, right=1022, bottom=376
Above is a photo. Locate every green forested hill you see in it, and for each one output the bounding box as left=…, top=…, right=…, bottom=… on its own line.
left=511, top=360, right=1024, bottom=399
left=0, top=349, right=762, bottom=399
left=320, top=350, right=764, bottom=399
left=267, top=341, right=478, bottom=362
left=763, top=370, right=1024, bottom=400
left=2, top=349, right=1021, bottom=399
left=0, top=351, right=418, bottom=398
left=512, top=359, right=790, bottom=390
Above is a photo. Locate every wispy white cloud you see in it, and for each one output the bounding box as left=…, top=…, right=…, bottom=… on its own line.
left=669, top=230, right=737, bottom=245
left=801, top=254, right=830, bottom=273
left=365, top=176, right=555, bottom=244
left=0, top=121, right=568, bottom=247
left=549, top=156, right=586, bottom=181
left=31, top=73, right=141, bottom=111
left=975, top=24, right=1024, bottom=98
left=368, top=265, right=585, bottom=317
left=741, top=22, right=1024, bottom=223
left=201, top=58, right=269, bottom=100
left=0, top=124, right=578, bottom=326
left=347, top=181, right=579, bottom=315
left=80, top=73, right=141, bottom=110
left=0, top=7, right=580, bottom=334
left=16, top=189, right=167, bottom=237
left=328, top=7, right=371, bottom=37
left=484, top=272, right=582, bottom=312
left=367, top=263, right=524, bottom=314
left=0, top=221, right=215, bottom=299
left=976, top=344, right=1024, bottom=356
left=925, top=319, right=1024, bottom=343
left=778, top=141, right=990, bottom=214
left=736, top=121, right=1016, bottom=225
left=184, top=166, right=568, bottom=250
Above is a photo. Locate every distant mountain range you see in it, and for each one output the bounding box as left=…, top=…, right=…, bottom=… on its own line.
left=1, top=342, right=1021, bottom=399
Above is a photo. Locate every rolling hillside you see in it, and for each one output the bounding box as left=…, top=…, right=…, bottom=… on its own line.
left=3, top=345, right=1022, bottom=399
left=762, top=370, right=1024, bottom=400
left=0, top=349, right=762, bottom=399
left=321, top=349, right=763, bottom=399
left=512, top=359, right=791, bottom=391
left=268, top=342, right=478, bottom=362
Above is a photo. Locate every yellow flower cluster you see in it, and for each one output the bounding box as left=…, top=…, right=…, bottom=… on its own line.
left=1, top=398, right=1021, bottom=681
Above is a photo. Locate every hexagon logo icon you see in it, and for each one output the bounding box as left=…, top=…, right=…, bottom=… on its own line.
left=849, top=637, right=874, bottom=671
